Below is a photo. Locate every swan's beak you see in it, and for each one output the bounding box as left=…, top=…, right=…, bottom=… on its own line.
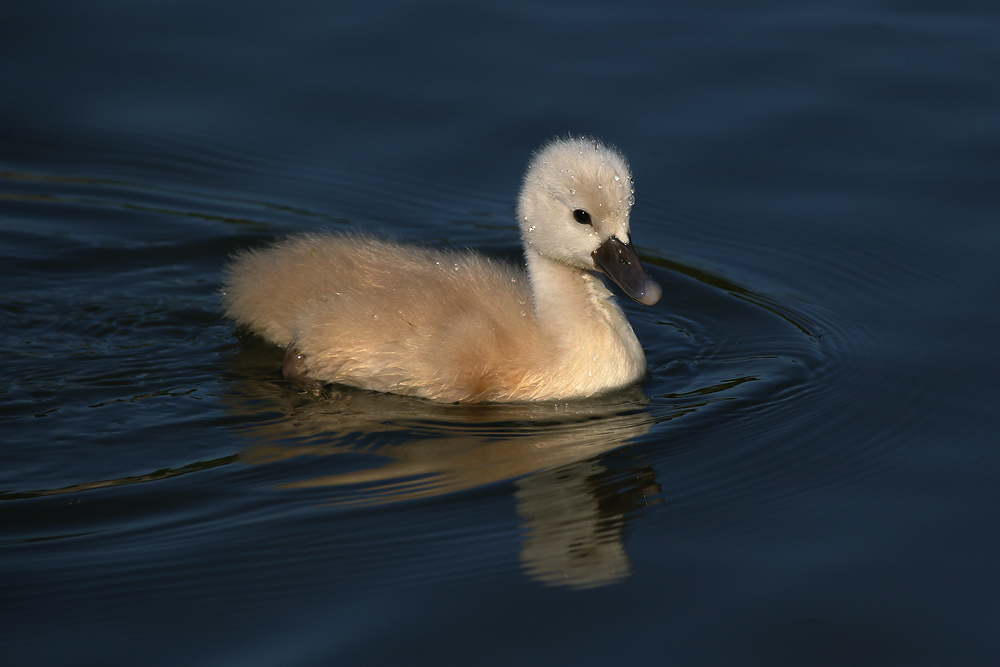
left=592, top=236, right=662, bottom=306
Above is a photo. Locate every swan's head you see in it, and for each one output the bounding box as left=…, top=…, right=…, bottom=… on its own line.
left=517, top=137, right=661, bottom=306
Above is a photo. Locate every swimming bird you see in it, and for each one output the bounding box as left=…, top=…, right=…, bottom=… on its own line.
left=222, top=137, right=661, bottom=403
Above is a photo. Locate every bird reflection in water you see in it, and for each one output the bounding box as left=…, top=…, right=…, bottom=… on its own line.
left=227, top=348, right=662, bottom=589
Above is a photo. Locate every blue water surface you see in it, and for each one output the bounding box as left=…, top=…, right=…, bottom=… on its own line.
left=2, top=0, right=999, bottom=664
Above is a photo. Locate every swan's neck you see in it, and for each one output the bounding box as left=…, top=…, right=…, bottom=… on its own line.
left=524, top=247, right=646, bottom=384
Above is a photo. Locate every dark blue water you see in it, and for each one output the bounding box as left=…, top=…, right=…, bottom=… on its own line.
left=3, top=1, right=999, bottom=664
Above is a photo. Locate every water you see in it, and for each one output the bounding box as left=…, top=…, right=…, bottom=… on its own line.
left=3, top=0, right=999, bottom=664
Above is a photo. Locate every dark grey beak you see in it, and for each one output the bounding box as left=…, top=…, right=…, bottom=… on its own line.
left=592, top=236, right=662, bottom=306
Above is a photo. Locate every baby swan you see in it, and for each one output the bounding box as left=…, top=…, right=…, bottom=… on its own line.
left=223, top=137, right=661, bottom=403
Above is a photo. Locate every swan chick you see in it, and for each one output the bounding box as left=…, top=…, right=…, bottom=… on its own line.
left=223, top=137, right=661, bottom=403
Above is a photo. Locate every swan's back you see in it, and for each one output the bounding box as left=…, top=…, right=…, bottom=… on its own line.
left=223, top=233, right=550, bottom=402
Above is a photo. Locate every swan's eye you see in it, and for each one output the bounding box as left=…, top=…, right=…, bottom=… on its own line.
left=572, top=209, right=592, bottom=225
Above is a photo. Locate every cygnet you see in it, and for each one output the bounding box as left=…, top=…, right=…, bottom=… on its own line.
left=223, top=137, right=661, bottom=403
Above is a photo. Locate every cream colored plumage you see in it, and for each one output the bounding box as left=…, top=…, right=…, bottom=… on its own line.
left=222, top=137, right=661, bottom=403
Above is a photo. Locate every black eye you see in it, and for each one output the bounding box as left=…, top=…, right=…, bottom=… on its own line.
left=572, top=209, right=592, bottom=225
